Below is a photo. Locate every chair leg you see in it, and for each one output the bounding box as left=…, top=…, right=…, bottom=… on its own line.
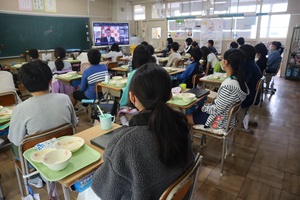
left=232, top=130, right=236, bottom=157
left=14, top=165, right=25, bottom=197
left=220, top=137, right=226, bottom=177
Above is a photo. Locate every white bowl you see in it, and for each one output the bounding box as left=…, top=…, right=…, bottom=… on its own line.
left=42, top=149, right=72, bottom=171
left=175, top=93, right=196, bottom=103
left=55, top=136, right=84, bottom=152
left=112, top=76, right=123, bottom=80
left=31, top=148, right=56, bottom=163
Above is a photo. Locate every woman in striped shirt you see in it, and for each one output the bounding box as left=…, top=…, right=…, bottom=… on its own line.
left=187, top=48, right=249, bottom=129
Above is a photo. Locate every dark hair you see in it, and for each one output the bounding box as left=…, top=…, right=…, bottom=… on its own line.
left=192, top=41, right=199, bottom=48
left=272, top=41, right=284, bottom=55
left=190, top=47, right=202, bottom=62
left=237, top=37, right=245, bottom=45
left=54, top=47, right=66, bottom=71
left=208, top=40, right=214, bottom=46
left=171, top=42, right=179, bottom=52
left=239, top=44, right=256, bottom=61
left=88, top=49, right=101, bottom=65
left=132, top=44, right=153, bottom=70
left=223, top=49, right=247, bottom=93
left=200, top=46, right=212, bottom=61
left=29, top=49, right=39, bottom=59
left=110, top=43, right=120, bottom=52
left=146, top=44, right=155, bottom=55
left=129, top=63, right=190, bottom=168
left=167, top=38, right=173, bottom=44
left=105, top=29, right=111, bottom=32
left=18, top=61, right=52, bottom=93
left=230, top=42, right=239, bottom=49
left=141, top=41, right=149, bottom=46
left=255, top=43, right=268, bottom=56
left=185, top=38, right=193, bottom=46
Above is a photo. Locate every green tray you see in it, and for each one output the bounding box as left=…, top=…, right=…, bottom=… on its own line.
left=23, top=144, right=101, bottom=181
left=167, top=97, right=197, bottom=106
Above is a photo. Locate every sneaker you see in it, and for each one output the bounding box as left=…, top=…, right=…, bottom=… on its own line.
left=28, top=176, right=43, bottom=189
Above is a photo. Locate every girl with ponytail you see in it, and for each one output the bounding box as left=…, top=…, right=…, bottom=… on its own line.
left=89, top=63, right=194, bottom=200
left=48, top=47, right=72, bottom=73
left=187, top=48, right=249, bottom=129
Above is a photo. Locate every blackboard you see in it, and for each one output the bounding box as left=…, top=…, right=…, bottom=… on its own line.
left=0, top=13, right=91, bottom=58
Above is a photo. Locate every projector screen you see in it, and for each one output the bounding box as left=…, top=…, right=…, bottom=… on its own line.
left=92, top=22, right=129, bottom=46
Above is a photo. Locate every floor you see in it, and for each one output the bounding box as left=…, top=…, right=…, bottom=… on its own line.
left=1, top=76, right=300, bottom=200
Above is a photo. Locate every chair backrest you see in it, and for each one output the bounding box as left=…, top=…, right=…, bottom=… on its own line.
left=107, top=61, right=118, bottom=70
left=192, top=73, right=205, bottom=88
left=116, top=56, right=123, bottom=62
left=175, top=59, right=185, bottom=68
left=160, top=153, right=203, bottom=200
left=0, top=91, right=18, bottom=106
left=224, top=101, right=242, bottom=132
left=252, top=76, right=265, bottom=106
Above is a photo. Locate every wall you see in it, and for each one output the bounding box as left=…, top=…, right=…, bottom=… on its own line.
left=0, top=0, right=112, bottom=65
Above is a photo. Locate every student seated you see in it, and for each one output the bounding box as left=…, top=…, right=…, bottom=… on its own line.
left=201, top=46, right=219, bottom=76
left=165, top=42, right=181, bottom=67
left=175, top=47, right=203, bottom=88
left=237, top=37, right=245, bottom=46
left=145, top=44, right=159, bottom=64
left=72, top=49, right=108, bottom=106
left=102, top=43, right=123, bottom=62
left=239, top=44, right=262, bottom=109
left=48, top=47, right=72, bottom=73
left=255, top=43, right=268, bottom=74
left=207, top=39, right=218, bottom=55
left=230, top=41, right=239, bottom=49
left=187, top=49, right=249, bottom=128
left=8, top=61, right=77, bottom=188
left=78, top=63, right=194, bottom=199
left=266, top=41, right=283, bottom=73
left=184, top=38, right=193, bottom=54
left=0, top=71, right=22, bottom=104
left=28, top=48, right=48, bottom=64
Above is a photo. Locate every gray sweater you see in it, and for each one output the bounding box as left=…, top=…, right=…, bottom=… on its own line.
left=91, top=125, right=194, bottom=200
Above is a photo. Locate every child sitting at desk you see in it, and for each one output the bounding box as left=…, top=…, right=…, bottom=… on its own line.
left=78, top=63, right=194, bottom=200
left=8, top=61, right=77, bottom=188
left=48, top=47, right=72, bottom=73
left=187, top=49, right=249, bottom=129
left=72, top=49, right=108, bottom=107
left=101, top=43, right=123, bottom=62
left=174, top=47, right=203, bottom=88
left=165, top=42, right=181, bottom=68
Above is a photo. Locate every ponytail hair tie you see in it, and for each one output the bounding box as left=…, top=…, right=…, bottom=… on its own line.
left=57, top=56, right=60, bottom=59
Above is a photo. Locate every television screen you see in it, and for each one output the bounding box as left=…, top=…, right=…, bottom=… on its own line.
left=92, top=22, right=129, bottom=46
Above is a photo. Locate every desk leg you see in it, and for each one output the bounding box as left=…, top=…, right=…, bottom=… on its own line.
left=62, top=185, right=71, bottom=200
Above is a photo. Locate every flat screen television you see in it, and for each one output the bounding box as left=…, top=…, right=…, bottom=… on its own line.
left=92, top=22, right=129, bottom=46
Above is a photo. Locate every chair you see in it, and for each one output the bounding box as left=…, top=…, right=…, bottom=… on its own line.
left=193, top=102, right=241, bottom=176
left=175, top=59, right=185, bottom=68
left=0, top=91, right=18, bottom=106
left=192, top=73, right=205, bottom=88
left=14, top=123, right=75, bottom=197
left=238, top=76, right=265, bottom=134
left=264, top=61, right=281, bottom=94
left=159, top=153, right=203, bottom=200
left=0, top=174, right=4, bottom=200
left=106, top=61, right=118, bottom=70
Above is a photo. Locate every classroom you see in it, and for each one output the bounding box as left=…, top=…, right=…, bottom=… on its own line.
left=0, top=0, right=300, bottom=199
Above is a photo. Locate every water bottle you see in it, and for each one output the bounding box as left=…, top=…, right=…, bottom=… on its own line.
left=128, top=60, right=132, bottom=72
left=104, top=73, right=109, bottom=83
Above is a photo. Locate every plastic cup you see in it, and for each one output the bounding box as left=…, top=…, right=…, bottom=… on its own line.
left=179, top=83, right=187, bottom=91
left=99, top=114, right=115, bottom=130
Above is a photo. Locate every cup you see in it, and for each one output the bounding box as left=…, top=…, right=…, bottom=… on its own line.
left=99, top=114, right=115, bottom=130
left=179, top=83, right=187, bottom=91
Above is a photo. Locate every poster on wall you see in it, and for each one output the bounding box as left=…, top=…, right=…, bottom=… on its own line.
left=33, top=0, right=44, bottom=10
left=200, top=19, right=223, bottom=54
left=18, top=0, right=32, bottom=11
left=45, top=0, right=56, bottom=12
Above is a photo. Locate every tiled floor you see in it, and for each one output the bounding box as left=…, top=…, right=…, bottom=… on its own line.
left=1, top=76, right=300, bottom=200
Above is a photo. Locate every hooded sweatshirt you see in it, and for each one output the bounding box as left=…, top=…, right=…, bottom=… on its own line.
left=202, top=76, right=249, bottom=129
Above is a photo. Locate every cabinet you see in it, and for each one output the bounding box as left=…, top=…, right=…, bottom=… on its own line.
left=285, top=27, right=300, bottom=80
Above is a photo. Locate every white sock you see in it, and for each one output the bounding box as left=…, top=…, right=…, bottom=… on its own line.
left=120, top=115, right=129, bottom=126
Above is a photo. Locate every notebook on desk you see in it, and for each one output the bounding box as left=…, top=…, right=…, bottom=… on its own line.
left=185, top=88, right=210, bottom=98
left=90, top=127, right=126, bottom=150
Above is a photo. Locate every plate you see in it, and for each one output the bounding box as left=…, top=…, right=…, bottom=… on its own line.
left=55, top=136, right=84, bottom=152
left=31, top=148, right=56, bottom=163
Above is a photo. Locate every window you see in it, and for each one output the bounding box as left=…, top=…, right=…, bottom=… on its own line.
left=152, top=3, right=165, bottom=19
left=261, top=0, right=288, bottom=13
left=134, top=5, right=145, bottom=20
left=260, top=14, right=290, bottom=38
